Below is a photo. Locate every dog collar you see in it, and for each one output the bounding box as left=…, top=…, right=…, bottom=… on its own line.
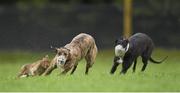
left=125, top=43, right=129, bottom=52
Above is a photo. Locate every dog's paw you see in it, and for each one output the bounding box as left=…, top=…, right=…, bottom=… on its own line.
left=117, top=58, right=123, bottom=63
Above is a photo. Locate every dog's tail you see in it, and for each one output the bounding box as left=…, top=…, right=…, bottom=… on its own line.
left=149, top=56, right=168, bottom=64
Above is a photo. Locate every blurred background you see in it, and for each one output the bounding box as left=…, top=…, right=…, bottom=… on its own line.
left=0, top=0, right=179, bottom=51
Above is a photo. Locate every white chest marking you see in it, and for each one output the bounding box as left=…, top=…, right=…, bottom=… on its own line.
left=117, top=57, right=123, bottom=64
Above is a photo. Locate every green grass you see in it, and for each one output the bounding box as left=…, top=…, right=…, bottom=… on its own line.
left=0, top=48, right=180, bottom=92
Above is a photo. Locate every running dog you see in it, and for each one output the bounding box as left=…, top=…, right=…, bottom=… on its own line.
left=17, top=55, right=50, bottom=78
left=110, top=33, right=167, bottom=74
left=43, top=33, right=98, bottom=75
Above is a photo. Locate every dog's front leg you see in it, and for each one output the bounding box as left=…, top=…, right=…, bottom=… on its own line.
left=42, top=61, right=57, bottom=76
left=61, top=67, right=72, bottom=75
left=110, top=57, right=120, bottom=74
left=120, top=57, right=134, bottom=74
left=70, top=65, right=77, bottom=75
left=61, top=61, right=74, bottom=75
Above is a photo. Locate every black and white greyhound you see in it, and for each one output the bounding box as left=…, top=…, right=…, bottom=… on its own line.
left=110, top=33, right=167, bottom=74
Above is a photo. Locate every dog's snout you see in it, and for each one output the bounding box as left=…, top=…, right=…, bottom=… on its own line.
left=57, top=55, right=67, bottom=65
left=60, top=60, right=64, bottom=64
left=57, top=58, right=65, bottom=65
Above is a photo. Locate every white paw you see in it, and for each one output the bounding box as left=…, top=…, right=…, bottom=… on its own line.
left=117, top=58, right=123, bottom=63
left=20, top=75, right=27, bottom=78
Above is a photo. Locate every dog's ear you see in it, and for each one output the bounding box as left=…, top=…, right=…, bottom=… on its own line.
left=115, top=36, right=124, bottom=44
left=50, top=46, right=58, bottom=53
left=42, top=55, right=49, bottom=61
left=120, top=36, right=127, bottom=40
left=123, top=39, right=129, bottom=48
left=124, top=39, right=129, bottom=43
left=41, top=61, right=50, bottom=68
left=122, top=36, right=128, bottom=40
left=45, top=55, right=49, bottom=58
left=115, top=39, right=118, bottom=44
left=55, top=48, right=58, bottom=53
left=67, top=48, right=70, bottom=52
left=121, top=35, right=128, bottom=43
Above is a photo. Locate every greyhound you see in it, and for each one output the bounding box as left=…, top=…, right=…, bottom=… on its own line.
left=17, top=55, right=50, bottom=78
left=110, top=33, right=167, bottom=74
left=42, top=33, right=98, bottom=75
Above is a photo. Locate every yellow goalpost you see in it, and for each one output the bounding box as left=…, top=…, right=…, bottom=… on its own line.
left=123, top=0, right=132, bottom=38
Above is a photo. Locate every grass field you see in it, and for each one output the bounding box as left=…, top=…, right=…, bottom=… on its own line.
left=0, top=48, right=180, bottom=92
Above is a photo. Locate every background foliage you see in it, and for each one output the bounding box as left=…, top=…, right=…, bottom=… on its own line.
left=0, top=0, right=180, bottom=51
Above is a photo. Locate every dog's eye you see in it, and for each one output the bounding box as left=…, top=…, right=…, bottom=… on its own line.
left=64, top=53, right=67, bottom=56
left=58, top=53, right=61, bottom=55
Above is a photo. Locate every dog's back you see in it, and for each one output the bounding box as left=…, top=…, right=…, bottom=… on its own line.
left=65, top=33, right=97, bottom=58
left=129, top=33, right=154, bottom=55
left=70, top=33, right=96, bottom=47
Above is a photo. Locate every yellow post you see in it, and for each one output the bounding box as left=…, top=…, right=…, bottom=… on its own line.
left=123, top=0, right=132, bottom=38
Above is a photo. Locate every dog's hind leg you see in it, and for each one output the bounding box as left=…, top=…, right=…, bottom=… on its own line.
left=85, top=62, right=91, bottom=75
left=141, top=57, right=148, bottom=71
left=141, top=52, right=151, bottom=72
left=85, top=45, right=97, bottom=75
left=141, top=47, right=153, bottom=72
left=132, top=57, right=137, bottom=73
left=85, top=56, right=94, bottom=75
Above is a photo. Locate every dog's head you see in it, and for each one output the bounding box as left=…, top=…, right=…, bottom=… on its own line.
left=115, top=37, right=129, bottom=57
left=17, top=64, right=30, bottom=78
left=40, top=55, right=50, bottom=69
left=55, top=47, right=71, bottom=66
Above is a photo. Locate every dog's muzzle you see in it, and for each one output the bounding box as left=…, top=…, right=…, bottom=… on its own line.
left=57, top=55, right=66, bottom=66
left=115, top=45, right=126, bottom=57
left=115, top=43, right=129, bottom=57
